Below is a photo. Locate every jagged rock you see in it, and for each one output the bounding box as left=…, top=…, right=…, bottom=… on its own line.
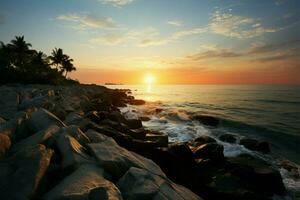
left=43, top=164, right=122, bottom=200
left=192, top=115, right=219, bottom=127
left=126, top=119, right=143, bottom=129
left=0, top=86, right=20, bottom=120
left=0, top=144, right=53, bottom=199
left=139, top=116, right=151, bottom=121
left=0, top=134, right=11, bottom=158
left=11, top=125, right=60, bottom=153
left=117, top=167, right=203, bottom=200
left=26, top=108, right=66, bottom=133
left=0, top=111, right=29, bottom=139
left=191, top=135, right=217, bottom=147
left=219, top=134, right=237, bottom=143
left=85, top=129, right=111, bottom=143
left=88, top=137, right=166, bottom=180
left=193, top=143, right=224, bottom=160
left=239, top=138, right=270, bottom=153
left=55, top=134, right=93, bottom=169
left=57, top=125, right=90, bottom=145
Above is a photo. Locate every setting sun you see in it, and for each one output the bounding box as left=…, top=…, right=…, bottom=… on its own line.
left=144, top=74, right=156, bottom=84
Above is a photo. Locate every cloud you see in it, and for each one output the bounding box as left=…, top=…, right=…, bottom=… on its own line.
left=275, top=0, right=287, bottom=6
left=255, top=50, right=300, bottom=62
left=209, top=10, right=278, bottom=39
left=249, top=39, right=300, bottom=54
left=167, top=20, right=183, bottom=27
left=100, top=0, right=135, bottom=7
left=90, top=33, right=126, bottom=45
left=57, top=13, right=116, bottom=29
left=187, top=48, right=242, bottom=61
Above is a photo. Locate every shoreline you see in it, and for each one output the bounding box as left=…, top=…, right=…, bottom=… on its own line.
left=0, top=83, right=297, bottom=199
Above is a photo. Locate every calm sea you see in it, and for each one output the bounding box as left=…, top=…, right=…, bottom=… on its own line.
left=107, top=84, right=300, bottom=194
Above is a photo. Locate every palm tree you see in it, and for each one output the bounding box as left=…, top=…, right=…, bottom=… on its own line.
left=49, top=48, right=64, bottom=70
left=8, top=36, right=32, bottom=70
left=61, top=55, right=76, bottom=77
left=30, top=51, right=50, bottom=71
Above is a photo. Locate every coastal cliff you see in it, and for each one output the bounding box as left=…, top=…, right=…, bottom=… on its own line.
left=0, top=84, right=288, bottom=200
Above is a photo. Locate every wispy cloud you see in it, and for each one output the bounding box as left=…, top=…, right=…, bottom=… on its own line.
left=187, top=48, right=241, bottom=61
left=255, top=49, right=300, bottom=62
left=209, top=10, right=279, bottom=39
left=56, top=13, right=116, bottom=29
left=167, top=20, right=183, bottom=27
left=100, top=0, right=135, bottom=7
left=249, top=39, right=300, bottom=54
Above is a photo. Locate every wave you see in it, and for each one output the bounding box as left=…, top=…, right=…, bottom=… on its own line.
left=251, top=99, right=300, bottom=104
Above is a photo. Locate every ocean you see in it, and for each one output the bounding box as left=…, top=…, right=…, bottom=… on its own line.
left=107, top=84, right=300, bottom=194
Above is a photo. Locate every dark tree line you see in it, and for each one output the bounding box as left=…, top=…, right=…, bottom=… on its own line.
left=0, top=36, right=78, bottom=85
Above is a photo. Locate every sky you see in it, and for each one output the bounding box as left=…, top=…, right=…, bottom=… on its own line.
left=0, top=0, right=300, bottom=84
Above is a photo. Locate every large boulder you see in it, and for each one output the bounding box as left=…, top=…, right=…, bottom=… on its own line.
left=88, top=137, right=165, bottom=180
left=43, top=164, right=123, bottom=200
left=26, top=108, right=66, bottom=133
left=0, top=144, right=53, bottom=199
left=0, top=87, right=20, bottom=120
left=63, top=112, right=83, bottom=126
left=117, top=167, right=203, bottom=200
left=0, top=133, right=11, bottom=158
left=239, top=138, right=270, bottom=153
left=192, top=115, right=219, bottom=127
left=193, top=143, right=224, bottom=160
left=55, top=134, right=93, bottom=169
left=11, top=125, right=60, bottom=153
left=219, top=134, right=237, bottom=143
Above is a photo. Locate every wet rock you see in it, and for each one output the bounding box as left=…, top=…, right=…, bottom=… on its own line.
left=0, top=144, right=53, bottom=199
left=226, top=154, right=286, bottom=196
left=192, top=115, right=219, bottom=127
left=129, top=99, right=146, bottom=105
left=239, top=138, right=270, bottom=153
left=139, top=116, right=151, bottom=121
left=169, top=143, right=194, bottom=161
left=191, top=135, right=216, bottom=147
left=155, top=108, right=163, bottom=113
left=55, top=134, right=93, bottom=169
left=88, top=137, right=165, bottom=180
left=43, top=164, right=122, bottom=200
left=0, top=133, right=11, bottom=158
left=26, top=108, right=66, bottom=133
left=117, top=167, right=203, bottom=200
left=0, top=86, right=20, bottom=120
left=193, top=143, right=224, bottom=160
left=219, top=134, right=237, bottom=143
left=85, top=111, right=105, bottom=124
left=126, top=119, right=143, bottom=129
left=145, top=133, right=168, bottom=147
left=85, top=129, right=111, bottom=143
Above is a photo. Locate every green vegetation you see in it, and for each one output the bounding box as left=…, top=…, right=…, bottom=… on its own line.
left=0, top=36, right=78, bottom=85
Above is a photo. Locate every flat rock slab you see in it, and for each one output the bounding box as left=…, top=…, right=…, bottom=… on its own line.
left=88, top=137, right=166, bottom=180
left=117, top=167, right=203, bottom=200
left=43, top=164, right=123, bottom=200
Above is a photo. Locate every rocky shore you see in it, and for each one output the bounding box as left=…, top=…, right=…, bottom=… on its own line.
left=0, top=84, right=288, bottom=200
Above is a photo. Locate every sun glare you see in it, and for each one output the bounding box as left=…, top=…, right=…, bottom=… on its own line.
left=144, top=74, right=155, bottom=84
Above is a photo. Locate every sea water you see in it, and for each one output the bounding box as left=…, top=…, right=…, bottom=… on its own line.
left=107, top=84, right=300, bottom=196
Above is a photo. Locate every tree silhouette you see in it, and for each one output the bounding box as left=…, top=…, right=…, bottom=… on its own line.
left=61, top=55, right=76, bottom=77
left=49, top=48, right=64, bottom=71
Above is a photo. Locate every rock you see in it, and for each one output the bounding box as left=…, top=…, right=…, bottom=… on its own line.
left=56, top=134, right=93, bottom=169
left=126, top=119, right=143, bottom=129
left=63, top=112, right=83, bottom=126
left=59, top=125, right=90, bottom=145
left=129, top=99, right=146, bottom=105
left=0, top=117, right=6, bottom=124
left=226, top=154, right=286, bottom=196
left=155, top=108, right=163, bottom=113
left=88, top=137, right=165, bottom=180
left=0, top=86, right=20, bottom=119
left=193, top=143, right=224, bottom=160
left=192, top=115, right=219, bottom=127
left=139, top=116, right=151, bottom=121
left=145, top=133, right=168, bottom=147
left=43, top=164, right=122, bottom=200
left=11, top=125, right=60, bottom=153
left=239, top=138, right=270, bottom=153
left=85, top=111, right=106, bottom=124
left=0, top=134, right=11, bottom=158
left=26, top=108, right=66, bottom=133
left=0, top=144, right=53, bottom=199
left=168, top=143, right=194, bottom=161
left=219, top=134, right=237, bottom=143
left=117, top=167, right=203, bottom=200
left=85, top=129, right=111, bottom=143
left=191, top=135, right=216, bottom=147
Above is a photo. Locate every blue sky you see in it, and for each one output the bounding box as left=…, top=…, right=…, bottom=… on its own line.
left=0, top=0, right=300, bottom=84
